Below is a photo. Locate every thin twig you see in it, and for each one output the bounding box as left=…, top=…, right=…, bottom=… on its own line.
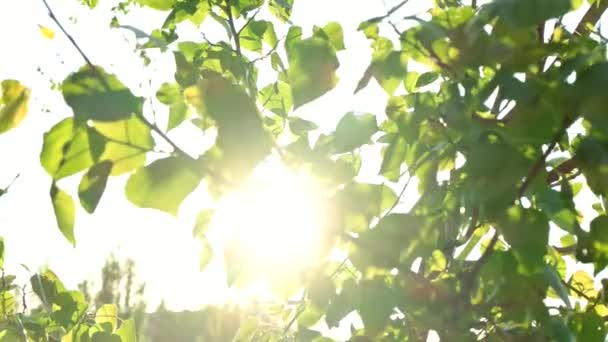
left=237, top=8, right=261, bottom=36
left=517, top=119, right=572, bottom=198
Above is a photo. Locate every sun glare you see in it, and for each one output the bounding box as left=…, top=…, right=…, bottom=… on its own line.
left=210, top=159, right=327, bottom=292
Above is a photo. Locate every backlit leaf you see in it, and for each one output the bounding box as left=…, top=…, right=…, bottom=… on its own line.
left=78, top=161, right=113, bottom=214
left=0, top=79, right=30, bottom=134
left=333, top=112, right=377, bottom=153
left=287, top=37, right=339, bottom=108
left=62, top=65, right=143, bottom=122
left=125, top=156, right=201, bottom=216
left=50, top=184, right=76, bottom=246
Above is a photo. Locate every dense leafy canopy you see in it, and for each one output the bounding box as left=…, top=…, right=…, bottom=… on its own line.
left=2, top=0, right=608, bottom=340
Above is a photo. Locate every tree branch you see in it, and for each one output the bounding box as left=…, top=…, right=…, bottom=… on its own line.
left=517, top=118, right=572, bottom=198
left=575, top=0, right=608, bottom=36
left=224, top=0, right=242, bottom=56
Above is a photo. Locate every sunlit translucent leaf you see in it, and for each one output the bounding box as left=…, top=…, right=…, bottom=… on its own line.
left=336, top=183, right=397, bottom=233
left=287, top=37, right=339, bottom=108
left=194, top=76, right=271, bottom=182
left=233, top=0, right=264, bottom=14
left=62, top=65, right=143, bottom=122
left=258, top=82, right=292, bottom=117
left=92, top=115, right=153, bottom=174
left=78, top=161, right=112, bottom=214
left=31, top=270, right=66, bottom=309
left=116, top=319, right=137, bottom=342
left=40, top=118, right=105, bottom=179
left=268, top=0, right=293, bottom=22
left=0, top=79, right=30, bottom=134
left=95, top=304, right=118, bottom=332
left=51, top=184, right=76, bottom=246
left=314, top=22, right=345, bottom=51
left=156, top=82, right=181, bottom=105
left=135, top=0, right=176, bottom=10
left=569, top=270, right=598, bottom=298
left=52, top=291, right=88, bottom=330
left=79, top=0, right=98, bottom=8
left=0, top=330, right=20, bottom=341
left=126, top=156, right=201, bottom=216
left=199, top=236, right=213, bottom=271
left=380, top=135, right=407, bottom=182
left=193, top=209, right=214, bottom=237
left=239, top=20, right=276, bottom=53
left=163, top=0, right=209, bottom=28
left=333, top=112, right=377, bottom=153
left=39, top=25, right=55, bottom=39
left=355, top=39, right=407, bottom=95
left=289, top=117, right=317, bottom=136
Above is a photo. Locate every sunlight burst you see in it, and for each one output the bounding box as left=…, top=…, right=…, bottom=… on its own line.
left=211, top=160, right=327, bottom=288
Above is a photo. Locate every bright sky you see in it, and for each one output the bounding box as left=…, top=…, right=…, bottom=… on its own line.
left=0, top=1, right=606, bottom=340
left=0, top=0, right=429, bottom=312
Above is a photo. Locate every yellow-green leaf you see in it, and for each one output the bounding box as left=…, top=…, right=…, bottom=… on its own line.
left=0, top=80, right=30, bottom=134
left=51, top=184, right=76, bottom=246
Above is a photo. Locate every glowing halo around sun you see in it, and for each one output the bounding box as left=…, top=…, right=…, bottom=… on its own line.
left=209, top=159, right=329, bottom=294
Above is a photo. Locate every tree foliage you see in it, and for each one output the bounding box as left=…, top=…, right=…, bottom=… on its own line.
left=2, top=0, right=608, bottom=340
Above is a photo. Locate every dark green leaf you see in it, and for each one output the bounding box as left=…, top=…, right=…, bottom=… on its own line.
left=78, top=161, right=113, bottom=214
left=62, top=66, right=143, bottom=122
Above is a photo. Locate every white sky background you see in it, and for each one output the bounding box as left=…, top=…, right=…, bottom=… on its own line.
left=0, top=0, right=606, bottom=338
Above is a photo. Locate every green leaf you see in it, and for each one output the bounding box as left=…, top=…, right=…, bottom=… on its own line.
left=239, top=20, right=276, bottom=53
left=95, top=304, right=118, bottom=332
left=258, top=82, right=293, bottom=117
left=287, top=37, right=339, bottom=108
left=536, top=188, right=579, bottom=232
left=193, top=209, right=214, bottom=237
left=78, top=161, right=113, bottom=214
left=336, top=183, right=397, bottom=233
left=314, top=22, right=345, bottom=51
left=168, top=102, right=190, bottom=131
left=40, top=118, right=105, bottom=180
left=308, top=274, right=334, bottom=309
left=194, top=76, right=272, bottom=182
left=357, top=279, right=395, bottom=336
left=268, top=0, right=294, bottom=22
left=0, top=79, right=30, bottom=134
left=50, top=184, right=76, bottom=246
left=487, top=0, right=572, bottom=28
left=587, top=215, right=608, bottom=272
left=333, top=112, right=377, bottom=153
left=543, top=264, right=572, bottom=309
left=135, top=0, right=176, bottom=10
left=30, top=270, right=66, bottom=309
left=126, top=156, right=201, bottom=216
left=0, top=238, right=4, bottom=269
left=326, top=279, right=357, bottom=328
left=156, top=82, right=181, bottom=105
left=380, top=135, right=407, bottom=182
left=92, top=115, right=154, bottom=175
left=62, top=65, right=143, bottom=122
left=415, top=72, right=439, bottom=88
left=495, top=206, right=549, bottom=275
left=575, top=137, right=608, bottom=196
left=116, top=319, right=137, bottom=342
left=289, top=117, right=318, bottom=136
left=199, top=236, right=213, bottom=271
